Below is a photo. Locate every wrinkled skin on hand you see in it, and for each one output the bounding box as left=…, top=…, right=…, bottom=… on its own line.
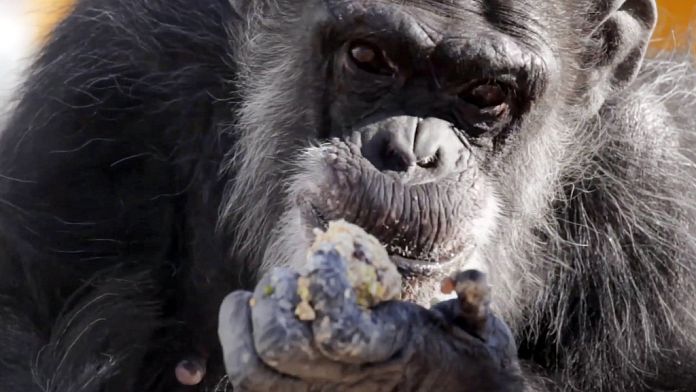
left=218, top=248, right=523, bottom=392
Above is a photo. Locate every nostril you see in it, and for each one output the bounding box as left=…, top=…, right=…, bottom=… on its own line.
left=381, top=142, right=414, bottom=172
left=417, top=151, right=439, bottom=169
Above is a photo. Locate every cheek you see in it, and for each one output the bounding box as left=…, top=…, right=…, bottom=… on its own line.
left=469, top=186, right=501, bottom=248
left=491, top=108, right=573, bottom=220
left=257, top=146, right=336, bottom=274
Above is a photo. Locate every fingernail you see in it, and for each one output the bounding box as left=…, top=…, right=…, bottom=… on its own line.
left=175, top=357, right=207, bottom=386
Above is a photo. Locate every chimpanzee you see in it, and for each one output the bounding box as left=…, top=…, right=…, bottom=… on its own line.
left=1, top=0, right=695, bottom=391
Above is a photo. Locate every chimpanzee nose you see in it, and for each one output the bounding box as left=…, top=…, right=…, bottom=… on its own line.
left=359, top=116, right=466, bottom=181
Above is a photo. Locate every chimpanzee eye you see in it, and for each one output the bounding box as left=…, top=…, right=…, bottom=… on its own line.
left=348, top=41, right=395, bottom=76
left=460, top=82, right=509, bottom=109
left=452, top=80, right=515, bottom=137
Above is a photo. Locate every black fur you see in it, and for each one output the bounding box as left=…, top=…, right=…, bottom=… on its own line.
left=0, top=1, right=238, bottom=390
left=0, top=0, right=694, bottom=391
left=518, top=57, right=696, bottom=391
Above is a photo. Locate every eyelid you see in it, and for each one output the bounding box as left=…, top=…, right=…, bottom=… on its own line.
left=345, top=40, right=399, bottom=76
left=460, top=81, right=510, bottom=107
left=319, top=4, right=434, bottom=62
left=430, top=36, right=545, bottom=99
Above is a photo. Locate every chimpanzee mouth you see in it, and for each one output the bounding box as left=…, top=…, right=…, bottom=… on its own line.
left=294, top=141, right=481, bottom=276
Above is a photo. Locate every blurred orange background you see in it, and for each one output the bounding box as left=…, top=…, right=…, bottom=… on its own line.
left=32, top=0, right=73, bottom=40
left=653, top=0, right=696, bottom=52
left=29, top=0, right=696, bottom=52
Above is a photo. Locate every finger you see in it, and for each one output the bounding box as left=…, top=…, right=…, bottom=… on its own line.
left=438, top=269, right=491, bottom=338
left=391, top=306, right=523, bottom=392
left=250, top=268, right=315, bottom=369
left=218, top=291, right=307, bottom=391
left=306, top=247, right=410, bottom=364
left=432, top=271, right=519, bottom=372
left=249, top=267, right=361, bottom=382
left=481, top=315, right=519, bottom=371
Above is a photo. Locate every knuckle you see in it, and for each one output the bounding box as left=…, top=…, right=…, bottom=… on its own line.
left=218, top=292, right=253, bottom=345
left=220, top=291, right=253, bottom=317
left=254, top=268, right=300, bottom=302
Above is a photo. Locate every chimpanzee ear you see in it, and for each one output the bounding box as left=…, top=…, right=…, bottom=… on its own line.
left=583, top=0, right=657, bottom=98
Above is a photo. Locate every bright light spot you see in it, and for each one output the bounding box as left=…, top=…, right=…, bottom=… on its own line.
left=0, top=0, right=36, bottom=119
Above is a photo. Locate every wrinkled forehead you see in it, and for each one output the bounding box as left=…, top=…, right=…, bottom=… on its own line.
left=319, top=0, right=572, bottom=47
left=319, top=0, right=570, bottom=55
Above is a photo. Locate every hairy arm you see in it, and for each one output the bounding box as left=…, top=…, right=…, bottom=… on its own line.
left=0, top=0, right=233, bottom=390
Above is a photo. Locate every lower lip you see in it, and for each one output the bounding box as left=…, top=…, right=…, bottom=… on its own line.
left=389, top=254, right=461, bottom=277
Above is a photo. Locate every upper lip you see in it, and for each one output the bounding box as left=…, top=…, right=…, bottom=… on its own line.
left=312, top=144, right=474, bottom=263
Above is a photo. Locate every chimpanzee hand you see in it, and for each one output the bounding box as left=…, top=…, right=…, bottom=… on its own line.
left=218, top=249, right=523, bottom=392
